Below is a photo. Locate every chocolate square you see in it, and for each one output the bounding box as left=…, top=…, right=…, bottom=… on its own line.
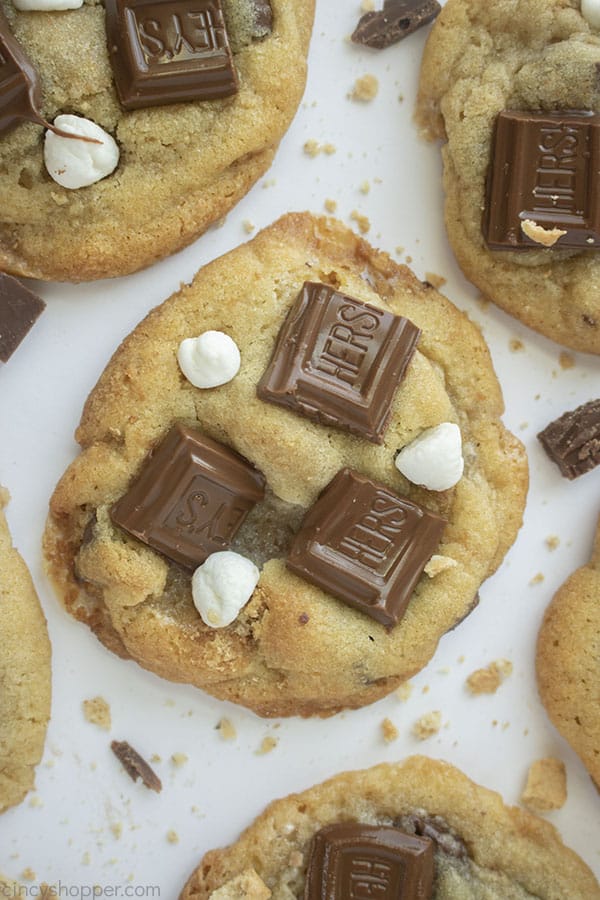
left=0, top=8, right=43, bottom=136
left=305, top=823, right=434, bottom=900
left=287, top=468, right=446, bottom=627
left=0, top=272, right=46, bottom=363
left=105, top=0, right=238, bottom=110
left=257, top=282, right=420, bottom=444
left=484, top=110, right=600, bottom=250
left=110, top=423, right=266, bottom=568
left=537, top=398, right=600, bottom=479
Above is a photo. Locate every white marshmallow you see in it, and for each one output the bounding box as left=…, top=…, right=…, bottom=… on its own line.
left=582, top=0, right=600, bottom=28
left=177, top=331, right=241, bottom=389
left=44, top=115, right=119, bottom=190
left=192, top=551, right=259, bottom=628
left=395, top=422, right=464, bottom=491
left=13, top=0, right=82, bottom=8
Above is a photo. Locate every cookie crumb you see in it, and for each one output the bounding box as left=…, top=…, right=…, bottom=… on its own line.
left=303, top=139, right=320, bottom=157
left=150, top=753, right=162, bottom=763
left=424, top=554, right=457, bottom=577
left=110, top=822, right=122, bottom=840
left=349, top=74, right=379, bottom=102
left=166, top=829, right=179, bottom=844
left=82, top=696, right=111, bottom=731
left=217, top=717, right=237, bottom=741
left=359, top=180, right=371, bottom=194
left=396, top=682, right=413, bottom=702
left=529, top=572, right=545, bottom=586
left=242, top=219, right=255, bottom=234
left=22, top=869, right=36, bottom=882
left=171, top=752, right=188, bottom=767
left=424, top=272, right=447, bottom=290
left=381, top=717, right=399, bottom=743
left=28, top=795, right=42, bottom=808
left=411, top=711, right=442, bottom=740
left=521, top=219, right=566, bottom=247
left=256, top=736, right=278, bottom=755
left=545, top=535, right=560, bottom=551
left=558, top=351, right=575, bottom=370
left=350, top=210, right=370, bottom=233
left=324, top=198, right=337, bottom=213
left=466, top=659, right=513, bottom=695
left=521, top=758, right=567, bottom=812
left=509, top=338, right=524, bottom=352
left=395, top=245, right=404, bottom=256
left=360, top=0, right=375, bottom=10
left=81, top=851, right=91, bottom=866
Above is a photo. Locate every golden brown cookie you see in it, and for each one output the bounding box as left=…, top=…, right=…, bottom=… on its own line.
left=416, top=0, right=600, bottom=354
left=180, top=757, right=600, bottom=899
left=0, top=0, right=314, bottom=281
left=537, top=516, right=600, bottom=788
left=0, top=487, right=51, bottom=813
left=43, top=213, right=527, bottom=717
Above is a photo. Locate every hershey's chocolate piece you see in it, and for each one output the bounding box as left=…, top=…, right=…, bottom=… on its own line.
left=484, top=110, right=600, bottom=251
left=537, top=399, right=600, bottom=479
left=0, top=272, right=46, bottom=363
left=110, top=423, right=266, bottom=568
left=351, top=0, right=441, bottom=50
left=257, top=282, right=420, bottom=444
left=110, top=740, right=162, bottom=792
left=287, top=468, right=446, bottom=628
left=305, top=823, right=434, bottom=900
left=0, top=7, right=46, bottom=136
left=105, top=0, right=238, bottom=111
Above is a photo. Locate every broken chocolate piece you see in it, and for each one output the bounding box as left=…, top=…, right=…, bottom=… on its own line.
left=257, top=282, right=420, bottom=444
left=537, top=399, right=600, bottom=479
left=484, top=110, right=600, bottom=251
left=351, top=0, right=441, bottom=50
left=0, top=272, right=46, bottom=363
left=111, top=423, right=266, bottom=568
left=105, top=0, right=239, bottom=111
left=287, top=468, right=446, bottom=628
left=305, top=823, right=434, bottom=900
left=248, top=0, right=272, bottom=37
left=110, top=740, right=162, bottom=792
left=0, top=7, right=48, bottom=136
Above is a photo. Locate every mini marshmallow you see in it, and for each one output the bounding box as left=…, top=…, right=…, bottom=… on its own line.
left=582, top=0, right=600, bottom=28
left=13, top=0, right=82, bottom=8
left=44, top=115, right=119, bottom=190
left=192, top=551, right=259, bottom=628
left=395, top=422, right=464, bottom=491
left=177, top=331, right=241, bottom=388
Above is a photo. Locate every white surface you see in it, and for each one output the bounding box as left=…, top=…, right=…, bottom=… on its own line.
left=2, top=1, right=600, bottom=893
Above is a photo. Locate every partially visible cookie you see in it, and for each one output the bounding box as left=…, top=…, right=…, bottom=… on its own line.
left=537, top=517, right=600, bottom=788
left=416, top=0, right=600, bottom=353
left=0, top=487, right=51, bottom=813
left=180, top=756, right=600, bottom=899
left=43, top=213, right=527, bottom=717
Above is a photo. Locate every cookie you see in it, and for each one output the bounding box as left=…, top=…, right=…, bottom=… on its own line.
left=43, top=212, right=527, bottom=717
left=0, top=487, right=51, bottom=813
left=0, top=0, right=314, bottom=281
left=537, top=516, right=600, bottom=788
left=416, top=0, right=600, bottom=354
left=180, top=756, right=600, bottom=899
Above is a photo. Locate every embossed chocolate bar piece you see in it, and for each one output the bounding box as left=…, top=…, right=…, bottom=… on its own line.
left=0, top=7, right=47, bottom=136
left=257, top=282, right=420, bottom=444
left=538, top=398, right=600, bottom=479
left=484, top=110, right=600, bottom=250
left=105, top=0, right=238, bottom=110
left=111, top=423, right=266, bottom=568
left=352, top=0, right=441, bottom=50
left=305, top=823, right=434, bottom=900
left=0, top=272, right=46, bottom=363
left=287, top=468, right=446, bottom=627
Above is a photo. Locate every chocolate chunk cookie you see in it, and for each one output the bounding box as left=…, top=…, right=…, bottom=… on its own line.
left=416, top=0, right=600, bottom=353
left=43, top=213, right=527, bottom=717
left=180, top=757, right=600, bottom=899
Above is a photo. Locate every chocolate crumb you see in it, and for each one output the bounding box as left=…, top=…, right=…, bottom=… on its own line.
left=298, top=612, right=309, bottom=624
left=538, top=398, right=600, bottom=479
left=0, top=272, right=46, bottom=363
left=110, top=740, right=162, bottom=792
left=352, top=0, right=441, bottom=50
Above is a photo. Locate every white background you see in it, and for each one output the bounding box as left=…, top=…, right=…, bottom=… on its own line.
left=1, top=1, right=599, bottom=893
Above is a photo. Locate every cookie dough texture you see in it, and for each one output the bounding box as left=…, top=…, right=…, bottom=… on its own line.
left=43, top=213, right=527, bottom=717
left=0, top=488, right=51, bottom=813
left=0, top=0, right=314, bottom=281
left=180, top=757, right=600, bottom=899
left=416, top=0, right=600, bottom=354
left=537, top=516, right=600, bottom=788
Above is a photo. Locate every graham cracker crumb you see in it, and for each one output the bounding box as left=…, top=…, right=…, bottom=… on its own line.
left=359, top=180, right=371, bottom=194
left=349, top=74, right=379, bottom=102
left=324, top=198, right=337, bottom=214
left=323, top=143, right=336, bottom=155
left=217, top=717, right=236, bottom=741
left=521, top=219, right=566, bottom=247
left=424, top=272, right=447, bottom=290
left=256, top=736, right=278, bottom=755
left=242, top=220, right=255, bottom=234
left=521, top=758, right=567, bottom=812
left=396, top=682, right=413, bottom=702
left=424, top=554, right=457, bottom=577
left=529, top=572, right=545, bottom=586
left=405, top=255, right=413, bottom=264
left=303, top=140, right=336, bottom=158
left=22, top=869, right=36, bottom=882
left=412, top=711, right=442, bottom=740
left=82, top=696, right=111, bottom=731
left=381, top=718, right=399, bottom=743
left=509, top=338, right=524, bottom=352
left=150, top=753, right=162, bottom=763
left=171, top=753, right=188, bottom=767
left=545, top=535, right=560, bottom=551
left=559, top=351, right=575, bottom=370
left=350, top=210, right=370, bottom=233
left=166, top=830, right=179, bottom=844
left=466, top=659, right=513, bottom=695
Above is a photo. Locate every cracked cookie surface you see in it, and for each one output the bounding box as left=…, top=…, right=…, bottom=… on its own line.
left=0, top=0, right=314, bottom=281
left=416, top=0, right=600, bottom=353
left=43, top=213, right=527, bottom=717
left=179, top=757, right=600, bottom=899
